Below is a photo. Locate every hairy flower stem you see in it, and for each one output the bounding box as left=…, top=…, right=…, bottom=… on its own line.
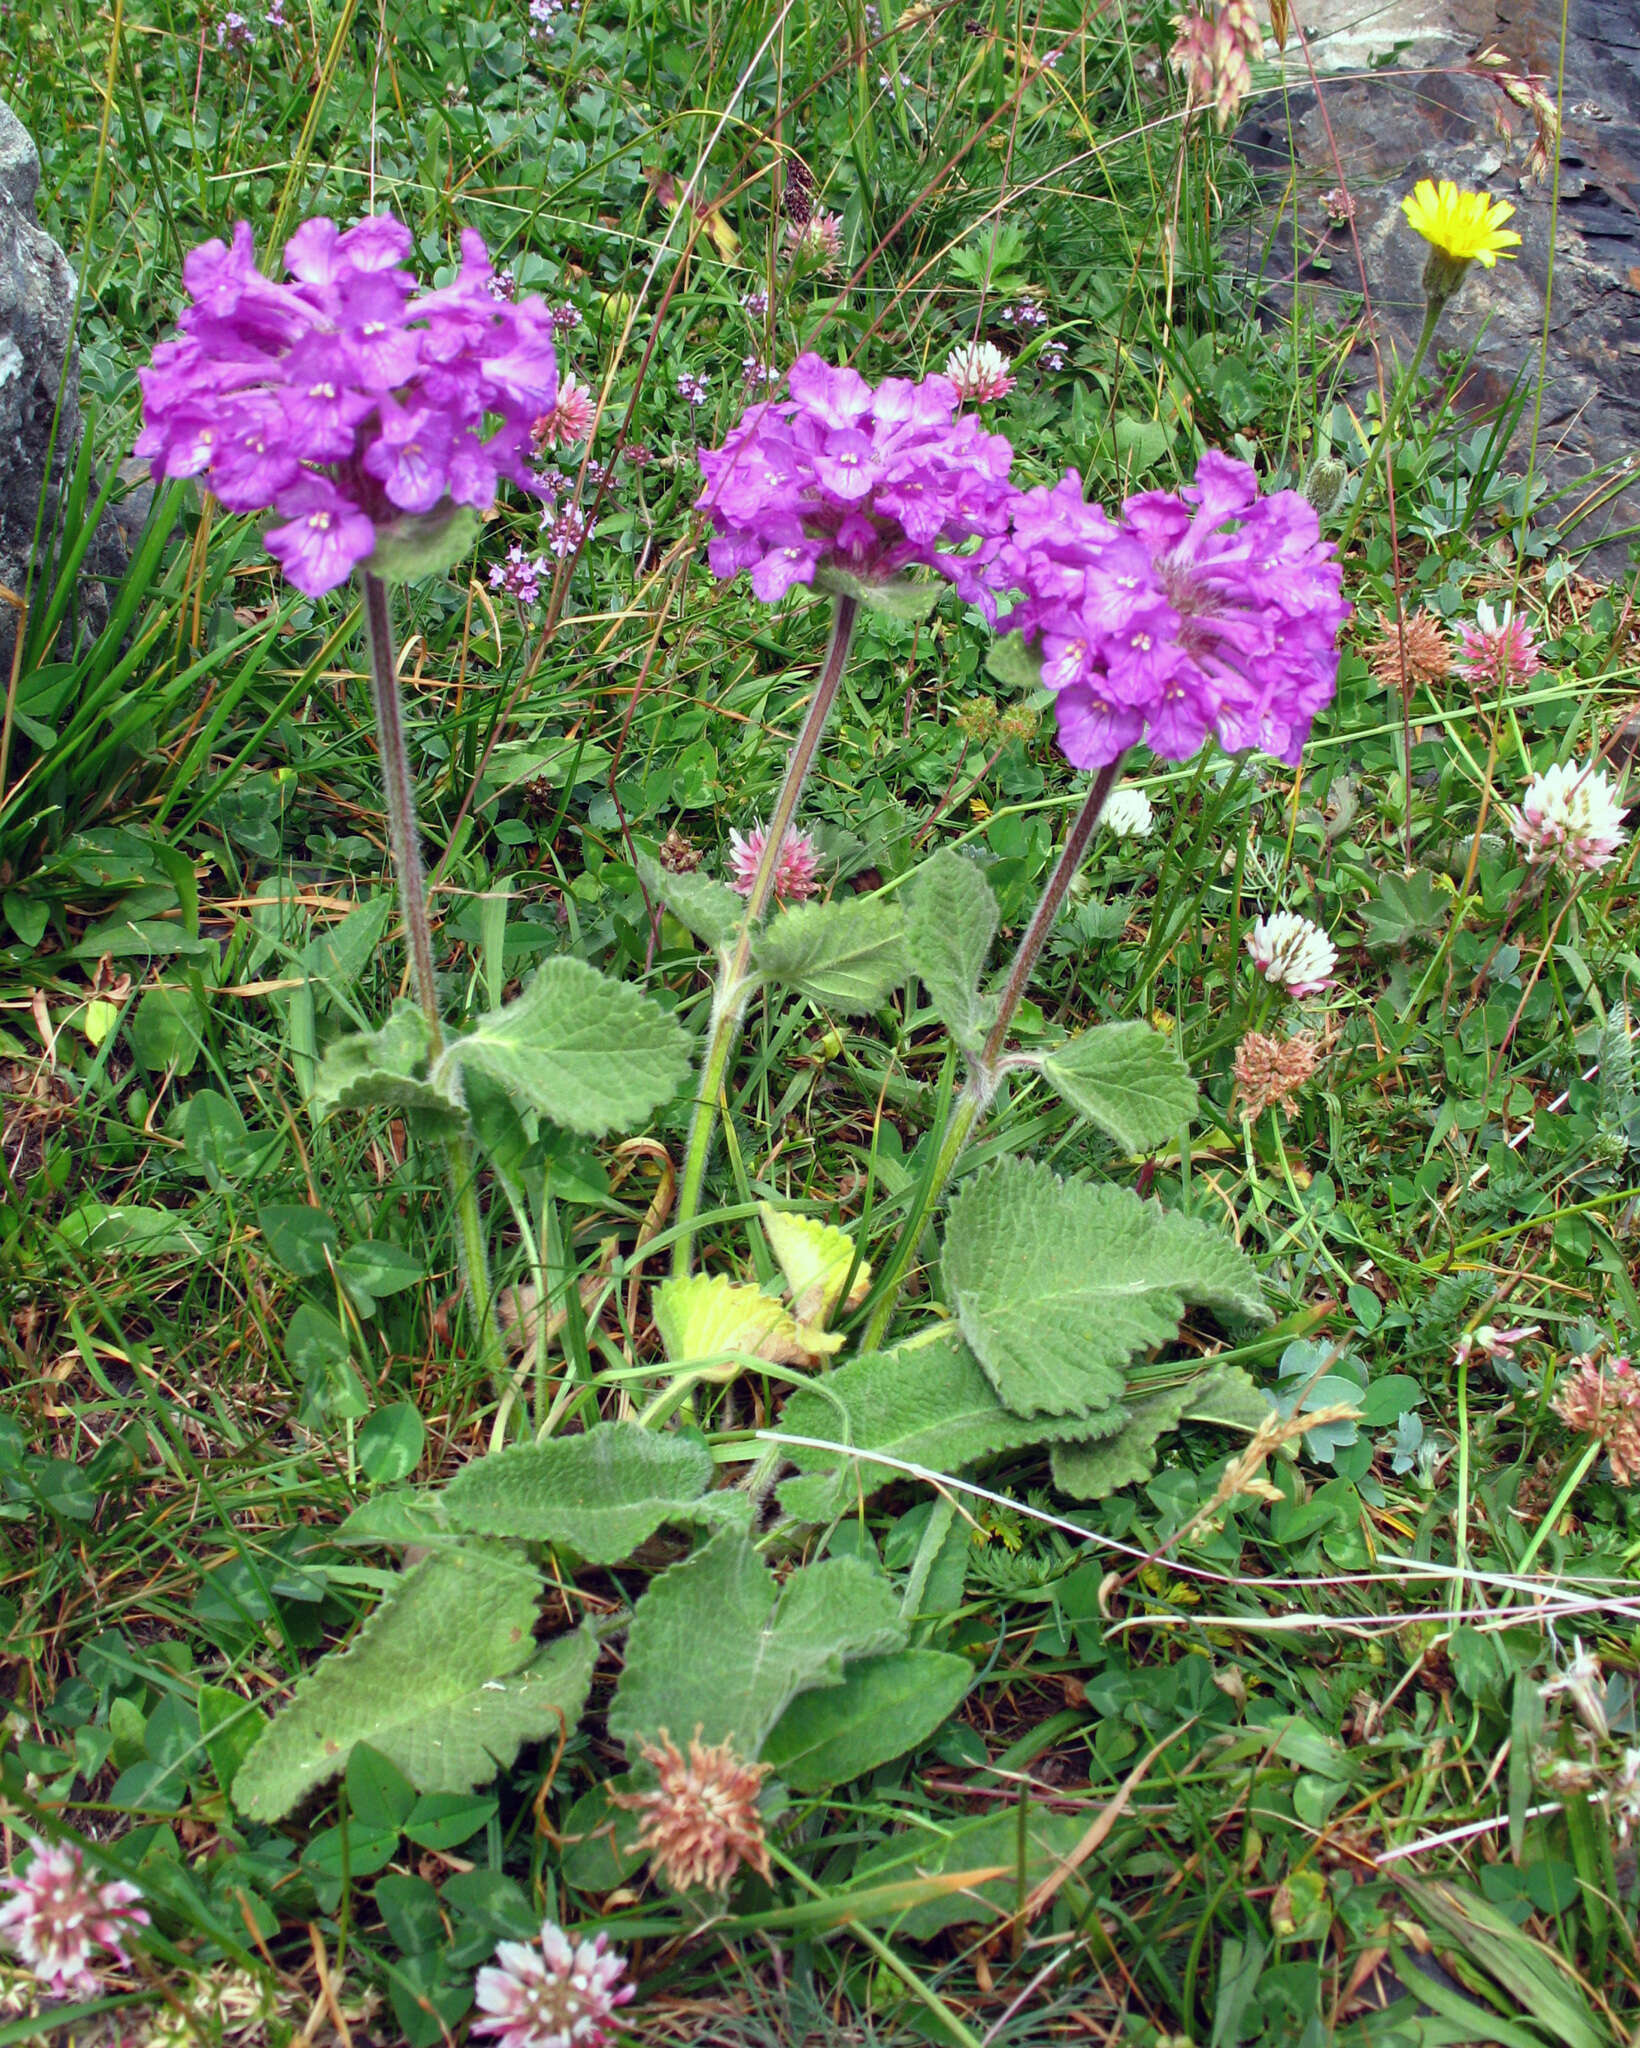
left=861, top=757, right=1124, bottom=1349
left=672, top=594, right=858, bottom=1275
left=1335, top=296, right=1443, bottom=557
left=360, top=572, right=505, bottom=1390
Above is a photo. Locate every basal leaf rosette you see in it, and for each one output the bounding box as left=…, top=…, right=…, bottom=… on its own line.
left=994, top=452, right=1349, bottom=768
left=694, top=352, right=1016, bottom=613
left=138, top=216, right=560, bottom=593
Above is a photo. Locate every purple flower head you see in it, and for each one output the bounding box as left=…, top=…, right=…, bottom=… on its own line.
left=696, top=352, right=1016, bottom=610
left=138, top=216, right=560, bottom=595
left=998, top=453, right=1348, bottom=768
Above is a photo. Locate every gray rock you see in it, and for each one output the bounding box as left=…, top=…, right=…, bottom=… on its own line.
left=0, top=96, right=125, bottom=677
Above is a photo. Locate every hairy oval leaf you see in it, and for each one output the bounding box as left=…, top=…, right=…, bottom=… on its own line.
left=1035, top=1020, right=1198, bottom=1152
left=609, top=1527, right=905, bottom=1758
left=441, top=1422, right=714, bottom=1560
left=943, top=1156, right=1269, bottom=1420
left=233, top=1547, right=592, bottom=1819
left=751, top=897, right=908, bottom=1014
left=439, top=957, right=690, bottom=1137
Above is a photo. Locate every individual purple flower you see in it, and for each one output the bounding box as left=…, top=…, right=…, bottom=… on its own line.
left=265, top=0, right=287, bottom=26
left=741, top=286, right=771, bottom=321
left=0, top=1839, right=147, bottom=2001
left=696, top=351, right=1016, bottom=609
left=997, top=452, right=1348, bottom=768
left=265, top=476, right=378, bottom=591
left=139, top=216, right=560, bottom=596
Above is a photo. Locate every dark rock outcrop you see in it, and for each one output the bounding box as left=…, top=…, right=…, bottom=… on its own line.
left=1236, top=0, right=1640, bottom=574
left=0, top=96, right=125, bottom=677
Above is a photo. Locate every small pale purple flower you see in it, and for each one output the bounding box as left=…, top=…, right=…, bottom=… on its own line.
left=489, top=543, right=547, bottom=607
left=216, top=9, right=254, bottom=49
left=139, top=216, right=560, bottom=595
left=741, top=355, right=780, bottom=392
left=741, top=286, right=771, bottom=321
left=473, top=1920, right=633, bottom=2048
left=696, top=350, right=1016, bottom=610
left=0, top=1839, right=147, bottom=2001
left=677, top=369, right=710, bottom=408
left=548, top=302, right=583, bottom=337
left=545, top=505, right=591, bottom=557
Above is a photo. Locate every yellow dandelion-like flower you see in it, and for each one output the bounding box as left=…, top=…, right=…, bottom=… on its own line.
left=1402, top=179, right=1520, bottom=268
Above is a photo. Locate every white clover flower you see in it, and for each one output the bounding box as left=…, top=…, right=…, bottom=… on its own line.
left=1102, top=786, right=1154, bottom=839
left=1509, top=758, right=1629, bottom=875
left=944, top=340, right=1014, bottom=404
left=0, top=1840, right=146, bottom=2001
left=473, top=1921, right=633, bottom=2048
left=1245, top=911, right=1337, bottom=997
left=1540, top=1639, right=1608, bottom=1738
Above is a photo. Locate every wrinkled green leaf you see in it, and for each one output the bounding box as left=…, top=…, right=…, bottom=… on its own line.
left=752, top=898, right=908, bottom=1014
left=774, top=1327, right=1115, bottom=1524
left=762, top=1648, right=972, bottom=1793
left=233, top=1549, right=593, bottom=1818
left=1050, top=1381, right=1197, bottom=1500
left=439, top=957, right=690, bottom=1137
left=1035, top=1021, right=1198, bottom=1152
left=310, top=1000, right=468, bottom=1134
left=609, top=1528, right=904, bottom=1757
left=635, top=853, right=747, bottom=950
left=905, top=849, right=998, bottom=1052
left=442, top=1422, right=714, bottom=1560
left=943, top=1157, right=1269, bottom=1419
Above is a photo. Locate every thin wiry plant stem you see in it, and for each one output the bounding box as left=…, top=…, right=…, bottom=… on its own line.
left=360, top=571, right=506, bottom=1394
left=860, top=758, right=1123, bottom=1349
left=671, top=593, right=858, bottom=1275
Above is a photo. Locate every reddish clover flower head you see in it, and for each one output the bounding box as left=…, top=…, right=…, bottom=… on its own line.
left=697, top=352, right=1015, bottom=608
left=532, top=371, right=596, bottom=451
left=728, top=821, right=820, bottom=901
left=472, top=1921, right=633, bottom=2048
left=137, top=217, right=559, bottom=595
left=0, top=1838, right=147, bottom=2001
left=1456, top=598, right=1540, bottom=688
left=998, top=452, right=1347, bottom=768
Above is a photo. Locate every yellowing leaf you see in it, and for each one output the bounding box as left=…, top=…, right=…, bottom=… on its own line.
left=82, top=1000, right=120, bottom=1047
left=760, top=1204, right=870, bottom=1327
left=652, top=1273, right=807, bottom=1369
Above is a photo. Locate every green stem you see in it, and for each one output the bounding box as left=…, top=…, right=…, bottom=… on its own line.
left=860, top=757, right=1123, bottom=1349
left=1335, top=294, right=1443, bottom=557
left=1513, top=1439, right=1601, bottom=1578
left=360, top=571, right=506, bottom=1390
left=671, top=593, right=859, bottom=1274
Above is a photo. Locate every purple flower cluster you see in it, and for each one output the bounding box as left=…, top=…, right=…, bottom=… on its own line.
left=996, top=453, right=1347, bottom=767
left=696, top=353, right=1014, bottom=606
left=138, top=216, right=559, bottom=595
